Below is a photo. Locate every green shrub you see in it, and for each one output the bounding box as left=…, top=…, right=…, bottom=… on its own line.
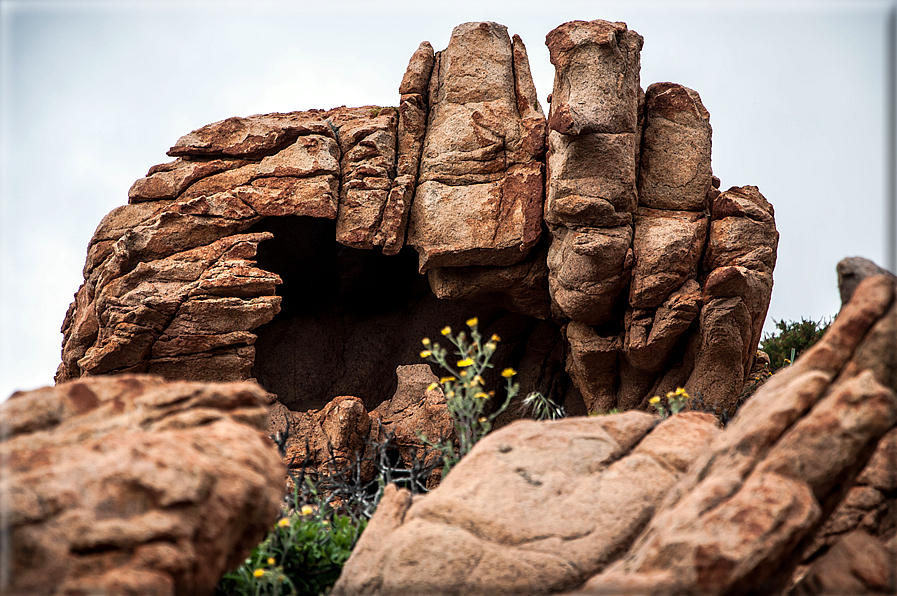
left=217, top=426, right=437, bottom=596
left=216, top=501, right=364, bottom=596
left=760, top=317, right=832, bottom=372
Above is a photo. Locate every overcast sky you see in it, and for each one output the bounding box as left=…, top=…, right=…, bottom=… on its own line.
left=0, top=0, right=894, bottom=400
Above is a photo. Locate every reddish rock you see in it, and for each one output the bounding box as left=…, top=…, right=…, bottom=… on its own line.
left=638, top=82, right=713, bottom=211
left=583, top=274, right=897, bottom=595
left=333, top=107, right=399, bottom=249
left=547, top=225, right=633, bottom=325
left=545, top=130, right=638, bottom=228
left=545, top=20, right=643, bottom=135
left=791, top=531, right=896, bottom=596
left=1, top=375, right=284, bottom=596
left=167, top=111, right=334, bottom=159
left=128, top=158, right=250, bottom=203
left=407, top=21, right=545, bottom=271
left=332, top=412, right=721, bottom=595
left=629, top=208, right=708, bottom=309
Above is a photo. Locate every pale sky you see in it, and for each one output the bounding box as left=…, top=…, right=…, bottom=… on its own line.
left=1, top=0, right=894, bottom=400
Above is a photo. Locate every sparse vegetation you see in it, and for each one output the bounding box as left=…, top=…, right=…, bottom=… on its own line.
left=418, top=317, right=517, bottom=476
left=761, top=317, right=832, bottom=372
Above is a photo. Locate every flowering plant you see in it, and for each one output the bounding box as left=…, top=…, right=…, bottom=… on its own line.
left=649, top=387, right=690, bottom=418
left=419, top=317, right=517, bottom=475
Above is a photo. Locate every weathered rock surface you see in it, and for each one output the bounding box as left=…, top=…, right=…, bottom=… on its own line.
left=332, top=411, right=722, bottom=595
left=332, top=272, right=897, bottom=596
left=57, top=19, right=780, bottom=489
left=407, top=22, right=545, bottom=272
left=791, top=531, right=896, bottom=596
left=268, top=365, right=454, bottom=481
left=1, top=375, right=284, bottom=596
left=581, top=273, right=897, bottom=595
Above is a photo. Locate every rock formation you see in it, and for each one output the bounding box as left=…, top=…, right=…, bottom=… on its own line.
left=56, top=19, right=778, bottom=471
left=0, top=375, right=284, bottom=596
left=332, top=271, right=897, bottom=596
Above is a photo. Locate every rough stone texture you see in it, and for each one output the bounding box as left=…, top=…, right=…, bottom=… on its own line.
left=838, top=255, right=897, bottom=306
left=580, top=274, right=897, bottom=595
left=545, top=20, right=643, bottom=135
left=638, top=82, right=713, bottom=212
left=332, top=411, right=722, bottom=596
left=790, top=531, right=896, bottom=596
left=407, top=22, right=545, bottom=272
left=56, top=20, right=782, bottom=505
left=1, top=375, right=284, bottom=596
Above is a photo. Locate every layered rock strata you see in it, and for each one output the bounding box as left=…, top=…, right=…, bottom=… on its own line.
left=57, top=19, right=778, bottom=446
left=1, top=375, right=284, bottom=596
left=332, top=272, right=897, bottom=596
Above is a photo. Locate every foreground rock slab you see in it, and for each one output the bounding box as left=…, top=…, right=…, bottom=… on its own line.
left=1, top=375, right=285, bottom=596
left=581, top=274, right=897, bottom=595
left=332, top=411, right=721, bottom=595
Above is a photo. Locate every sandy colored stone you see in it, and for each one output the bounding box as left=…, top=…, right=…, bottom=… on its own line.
left=408, top=21, right=544, bottom=271
left=584, top=275, right=897, bottom=595
left=545, top=20, right=643, bottom=135
left=2, top=375, right=284, bottom=596
left=398, top=41, right=435, bottom=96
left=791, top=531, right=895, bottom=596
left=548, top=225, right=633, bottom=324
left=629, top=208, right=708, bottom=309
left=333, top=107, right=399, bottom=249
left=333, top=412, right=720, bottom=596
left=638, top=82, right=712, bottom=211
left=128, top=158, right=250, bottom=203
left=545, top=131, right=637, bottom=227
left=60, top=233, right=279, bottom=380
left=168, top=110, right=334, bottom=158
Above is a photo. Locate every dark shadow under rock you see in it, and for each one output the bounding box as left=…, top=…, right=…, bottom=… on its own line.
left=248, top=216, right=567, bottom=414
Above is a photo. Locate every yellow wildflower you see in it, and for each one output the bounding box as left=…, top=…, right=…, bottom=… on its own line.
left=301, top=505, right=314, bottom=516
left=472, top=375, right=484, bottom=385
left=466, top=317, right=478, bottom=327
left=478, top=417, right=487, bottom=423
left=491, top=333, right=501, bottom=342
left=501, top=368, right=516, bottom=378
left=459, top=370, right=468, bottom=378
left=439, top=376, right=456, bottom=383
left=474, top=392, right=489, bottom=399
left=457, top=358, right=474, bottom=367
left=484, top=342, right=496, bottom=351
left=253, top=569, right=265, bottom=578
left=267, top=557, right=276, bottom=565
left=278, top=518, right=290, bottom=528
left=420, top=350, right=432, bottom=358
left=649, top=396, right=661, bottom=404
left=427, top=382, right=439, bottom=392
left=422, top=337, right=431, bottom=346
left=441, top=326, right=452, bottom=336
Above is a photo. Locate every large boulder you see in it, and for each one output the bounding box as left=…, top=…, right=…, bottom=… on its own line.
left=56, top=19, right=781, bottom=489
left=332, top=411, right=721, bottom=595
left=1, top=375, right=285, bottom=596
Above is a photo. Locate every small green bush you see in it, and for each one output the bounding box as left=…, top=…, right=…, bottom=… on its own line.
left=217, top=425, right=437, bottom=596
left=760, top=317, right=831, bottom=372
left=216, top=502, right=364, bottom=596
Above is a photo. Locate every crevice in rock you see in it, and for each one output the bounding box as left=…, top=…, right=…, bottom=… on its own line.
left=246, top=215, right=558, bottom=414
